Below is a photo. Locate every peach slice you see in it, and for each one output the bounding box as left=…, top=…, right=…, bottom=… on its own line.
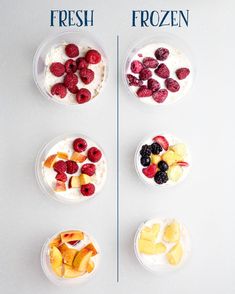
left=59, top=244, right=78, bottom=266
left=63, top=264, right=85, bottom=278
left=49, top=235, right=61, bottom=248
left=73, top=248, right=93, bottom=272
left=83, top=243, right=98, bottom=256
left=87, top=259, right=95, bottom=273
left=71, top=152, right=87, bottom=163
left=68, top=176, right=81, bottom=188
left=79, top=174, right=91, bottom=185
left=54, top=181, right=66, bottom=192
left=57, top=152, right=68, bottom=160
left=52, top=265, right=64, bottom=277
left=60, top=231, right=84, bottom=243
left=50, top=246, right=62, bottom=268
left=44, top=154, right=57, bottom=168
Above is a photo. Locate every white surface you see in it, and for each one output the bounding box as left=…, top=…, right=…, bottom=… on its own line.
left=0, top=0, right=235, bottom=293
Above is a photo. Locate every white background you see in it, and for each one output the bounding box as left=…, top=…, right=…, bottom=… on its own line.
left=0, top=0, right=235, bottom=293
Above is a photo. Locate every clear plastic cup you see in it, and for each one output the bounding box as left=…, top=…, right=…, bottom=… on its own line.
left=35, top=134, right=107, bottom=204
left=33, top=31, right=108, bottom=106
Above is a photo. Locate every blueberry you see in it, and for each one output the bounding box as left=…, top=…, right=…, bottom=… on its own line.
left=158, top=160, right=168, bottom=171
left=140, top=156, right=150, bottom=167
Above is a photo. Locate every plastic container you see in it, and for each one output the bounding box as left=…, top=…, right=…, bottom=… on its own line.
left=33, top=31, right=108, bottom=106
left=35, top=134, right=107, bottom=204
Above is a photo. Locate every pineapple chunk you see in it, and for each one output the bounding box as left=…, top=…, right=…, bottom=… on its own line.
left=151, top=154, right=161, bottom=165
left=170, top=143, right=187, bottom=157
left=138, top=239, right=166, bottom=254
left=140, top=224, right=160, bottom=241
left=167, top=165, right=183, bottom=182
left=162, top=150, right=177, bottom=166
left=79, top=174, right=91, bottom=185
left=155, top=242, right=167, bottom=254
left=163, top=221, right=180, bottom=243
left=166, top=243, right=183, bottom=265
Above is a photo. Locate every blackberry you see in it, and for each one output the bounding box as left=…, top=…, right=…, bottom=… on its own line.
left=158, top=160, right=168, bottom=172
left=151, top=142, right=162, bottom=155
left=154, top=171, right=168, bottom=184
left=140, top=144, right=151, bottom=157
left=140, top=156, right=151, bottom=167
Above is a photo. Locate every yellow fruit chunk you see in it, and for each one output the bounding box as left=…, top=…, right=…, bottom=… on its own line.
left=73, top=249, right=93, bottom=272
left=59, top=244, right=78, bottom=266
left=63, top=264, right=85, bottom=278
left=151, top=154, right=161, bottom=165
left=155, top=242, right=167, bottom=254
left=162, top=150, right=177, bottom=166
left=44, top=154, right=57, bottom=168
left=49, top=235, right=61, bottom=248
left=166, top=243, right=183, bottom=265
left=50, top=246, right=62, bottom=268
left=170, top=143, right=187, bottom=157
left=87, top=259, right=95, bottom=273
left=83, top=243, right=98, bottom=256
left=138, top=239, right=166, bottom=255
left=167, top=165, right=183, bottom=182
left=52, top=265, right=64, bottom=277
left=71, top=152, right=87, bottom=163
left=140, top=224, right=160, bottom=241
left=68, top=176, right=81, bottom=188
left=57, top=152, right=68, bottom=160
left=163, top=221, right=180, bottom=243
left=61, top=230, right=84, bottom=243
left=79, top=174, right=91, bottom=185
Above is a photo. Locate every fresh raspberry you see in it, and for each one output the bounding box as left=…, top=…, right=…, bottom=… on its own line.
left=79, top=68, right=94, bottom=84
left=143, top=57, right=158, bottom=68
left=130, top=60, right=143, bottom=74
left=65, top=59, right=77, bottom=73
left=165, top=78, right=180, bottom=92
left=155, top=64, right=170, bottom=79
left=68, top=85, right=79, bottom=94
left=87, top=147, right=102, bottom=162
left=73, top=138, right=88, bottom=152
left=81, top=163, right=96, bottom=176
left=76, top=88, right=91, bottom=104
left=85, top=49, right=101, bottom=64
left=139, top=68, right=152, bottom=80
left=53, top=160, right=67, bottom=173
left=55, top=172, right=67, bottom=182
left=142, top=164, right=157, bottom=178
left=136, top=86, right=152, bottom=97
left=66, top=160, right=78, bottom=174
left=147, top=78, right=160, bottom=92
left=126, top=74, right=143, bottom=87
left=64, top=73, right=78, bottom=88
left=65, top=44, right=79, bottom=58
left=49, top=62, right=65, bottom=77
left=81, top=183, right=95, bottom=196
left=76, top=57, right=88, bottom=70
left=155, top=47, right=169, bottom=61
left=153, top=89, right=168, bottom=103
left=51, top=83, right=67, bottom=98
left=176, top=68, right=190, bottom=80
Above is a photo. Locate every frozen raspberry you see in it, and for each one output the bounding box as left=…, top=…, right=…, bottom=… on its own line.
left=65, top=44, right=79, bottom=58
left=55, top=172, right=67, bottom=182
left=76, top=57, right=88, bottom=70
left=64, top=73, right=78, bottom=88
left=81, top=183, right=95, bottom=196
left=142, top=164, right=157, bottom=178
left=73, top=138, right=87, bottom=152
left=176, top=68, right=190, bottom=80
left=126, top=74, right=143, bottom=87
left=81, top=163, right=96, bottom=176
left=143, top=57, right=158, bottom=68
left=139, top=68, right=152, bottom=80
left=51, top=83, right=67, bottom=98
left=65, top=59, right=77, bottom=73
left=155, top=64, right=170, bottom=79
left=153, top=89, right=168, bottom=103
left=88, top=147, right=102, bottom=162
left=85, top=49, right=101, bottom=64
left=79, top=68, right=94, bottom=84
left=76, top=88, right=91, bottom=104
left=147, top=78, right=160, bottom=92
left=53, top=160, right=67, bottom=173
left=136, top=86, right=152, bottom=97
left=130, top=60, right=143, bottom=74
left=68, top=85, right=79, bottom=94
left=155, top=48, right=169, bottom=61
left=165, top=78, right=180, bottom=92
left=49, top=62, right=65, bottom=77
left=66, top=160, right=78, bottom=174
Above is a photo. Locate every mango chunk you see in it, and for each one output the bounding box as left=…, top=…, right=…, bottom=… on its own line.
left=140, top=224, right=160, bottom=241
left=166, top=243, right=183, bottom=265
left=87, top=259, right=95, bottom=273
left=59, top=244, right=78, bottom=266
left=63, top=264, right=85, bottom=278
left=61, top=230, right=84, bottom=243
left=50, top=246, right=62, bottom=269
left=163, top=221, right=180, bottom=243
left=73, top=249, right=93, bottom=272
left=138, top=239, right=166, bottom=255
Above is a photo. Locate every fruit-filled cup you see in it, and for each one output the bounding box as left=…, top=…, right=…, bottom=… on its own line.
left=134, top=217, right=191, bottom=273
left=33, top=31, right=108, bottom=106
left=41, top=229, right=100, bottom=285
left=135, top=133, right=191, bottom=188
left=124, top=34, right=194, bottom=106
left=35, top=134, right=107, bottom=204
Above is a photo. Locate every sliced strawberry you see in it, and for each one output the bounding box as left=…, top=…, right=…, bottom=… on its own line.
left=152, top=135, right=169, bottom=151
left=142, top=164, right=157, bottom=178
left=177, top=161, right=189, bottom=167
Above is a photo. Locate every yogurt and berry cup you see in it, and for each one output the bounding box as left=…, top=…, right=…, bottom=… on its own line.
left=33, top=31, right=107, bottom=105
left=134, top=217, right=191, bottom=273
left=35, top=134, right=107, bottom=204
left=41, top=229, right=100, bottom=285
left=135, top=133, right=191, bottom=187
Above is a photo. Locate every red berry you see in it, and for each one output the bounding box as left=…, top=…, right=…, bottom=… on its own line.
left=153, top=89, right=168, bottom=103
left=139, top=68, right=152, bottom=80
left=79, top=68, right=94, bottom=84
left=177, top=161, right=189, bottom=167
left=87, top=147, right=102, bottom=162
left=130, top=60, right=143, bottom=74
left=66, top=160, right=78, bottom=174
left=68, top=240, right=80, bottom=246
left=65, top=44, right=79, bottom=58
left=81, top=163, right=96, bottom=176
left=73, top=138, right=87, bottom=152
left=165, top=78, right=180, bottom=92
left=64, top=73, right=78, bottom=88
left=155, top=64, right=170, bottom=79
left=81, top=183, right=95, bottom=196
left=85, top=49, right=101, bottom=64
left=76, top=88, right=91, bottom=104
left=55, top=172, right=67, bottom=182
left=65, top=59, right=77, bottom=73
left=76, top=57, right=88, bottom=70
left=147, top=78, right=160, bottom=92
left=136, top=86, right=152, bottom=97
left=51, top=83, right=67, bottom=98
left=126, top=74, right=143, bottom=87
left=176, top=68, right=190, bottom=80
left=142, top=164, right=157, bottom=178
left=53, top=160, right=67, bottom=173
left=143, top=57, right=158, bottom=68
left=155, top=48, right=169, bottom=61
left=49, top=62, right=65, bottom=77
left=152, top=135, right=169, bottom=151
left=68, top=85, right=79, bottom=94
